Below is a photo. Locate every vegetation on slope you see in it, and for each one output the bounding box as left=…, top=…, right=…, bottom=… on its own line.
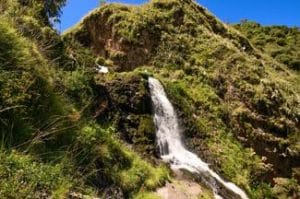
left=234, top=21, right=300, bottom=70
left=0, top=0, right=169, bottom=198
left=1, top=0, right=299, bottom=198
left=66, top=0, right=300, bottom=198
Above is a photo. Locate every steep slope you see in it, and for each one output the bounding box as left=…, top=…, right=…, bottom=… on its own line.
left=65, top=0, right=300, bottom=198
left=0, top=1, right=169, bottom=198
left=234, top=21, right=300, bottom=71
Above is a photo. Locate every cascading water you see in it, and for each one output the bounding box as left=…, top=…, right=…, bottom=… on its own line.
left=149, top=77, right=248, bottom=199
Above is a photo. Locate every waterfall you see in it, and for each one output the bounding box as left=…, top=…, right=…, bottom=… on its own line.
left=149, top=77, right=248, bottom=199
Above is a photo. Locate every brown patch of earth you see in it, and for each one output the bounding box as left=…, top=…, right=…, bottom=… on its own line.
left=156, top=169, right=213, bottom=199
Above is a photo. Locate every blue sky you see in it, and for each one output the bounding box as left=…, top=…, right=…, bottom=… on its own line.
left=56, top=0, right=300, bottom=32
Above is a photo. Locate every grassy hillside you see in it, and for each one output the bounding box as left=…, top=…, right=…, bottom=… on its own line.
left=0, top=0, right=169, bottom=198
left=1, top=0, right=299, bottom=198
left=234, top=21, right=300, bottom=71
left=65, top=0, right=300, bottom=198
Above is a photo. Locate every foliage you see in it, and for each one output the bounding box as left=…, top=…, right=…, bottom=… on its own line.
left=75, top=122, right=169, bottom=196
left=0, top=0, right=68, bottom=63
left=0, top=1, right=169, bottom=198
left=66, top=1, right=300, bottom=197
left=234, top=21, right=300, bottom=70
left=15, top=0, right=67, bottom=24
left=0, top=19, right=70, bottom=148
left=0, top=150, right=74, bottom=198
left=1, top=0, right=300, bottom=198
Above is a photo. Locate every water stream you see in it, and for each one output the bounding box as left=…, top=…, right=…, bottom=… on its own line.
left=149, top=77, right=248, bottom=199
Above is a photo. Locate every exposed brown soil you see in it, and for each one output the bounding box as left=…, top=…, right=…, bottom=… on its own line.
left=156, top=169, right=213, bottom=199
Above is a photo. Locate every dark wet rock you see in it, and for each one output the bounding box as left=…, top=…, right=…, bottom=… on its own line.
left=103, top=186, right=124, bottom=199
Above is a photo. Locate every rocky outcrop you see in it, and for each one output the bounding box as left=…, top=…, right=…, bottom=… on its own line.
left=93, top=73, right=157, bottom=158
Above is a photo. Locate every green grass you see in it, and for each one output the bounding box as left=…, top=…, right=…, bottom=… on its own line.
left=0, top=18, right=70, bottom=148
left=0, top=2, right=170, bottom=198
left=0, top=150, right=74, bottom=198
left=76, top=122, right=170, bottom=196
left=1, top=0, right=300, bottom=198
left=234, top=21, right=300, bottom=70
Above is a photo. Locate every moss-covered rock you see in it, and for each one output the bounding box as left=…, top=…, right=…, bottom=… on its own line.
left=93, top=72, right=158, bottom=158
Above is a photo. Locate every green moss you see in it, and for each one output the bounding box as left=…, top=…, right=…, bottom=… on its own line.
left=249, top=183, right=273, bottom=199
left=197, top=185, right=214, bottom=199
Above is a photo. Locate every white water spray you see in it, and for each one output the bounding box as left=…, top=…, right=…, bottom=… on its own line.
left=149, top=77, right=248, bottom=199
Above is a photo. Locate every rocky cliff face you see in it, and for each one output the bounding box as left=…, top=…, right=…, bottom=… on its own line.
left=93, top=73, right=158, bottom=158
